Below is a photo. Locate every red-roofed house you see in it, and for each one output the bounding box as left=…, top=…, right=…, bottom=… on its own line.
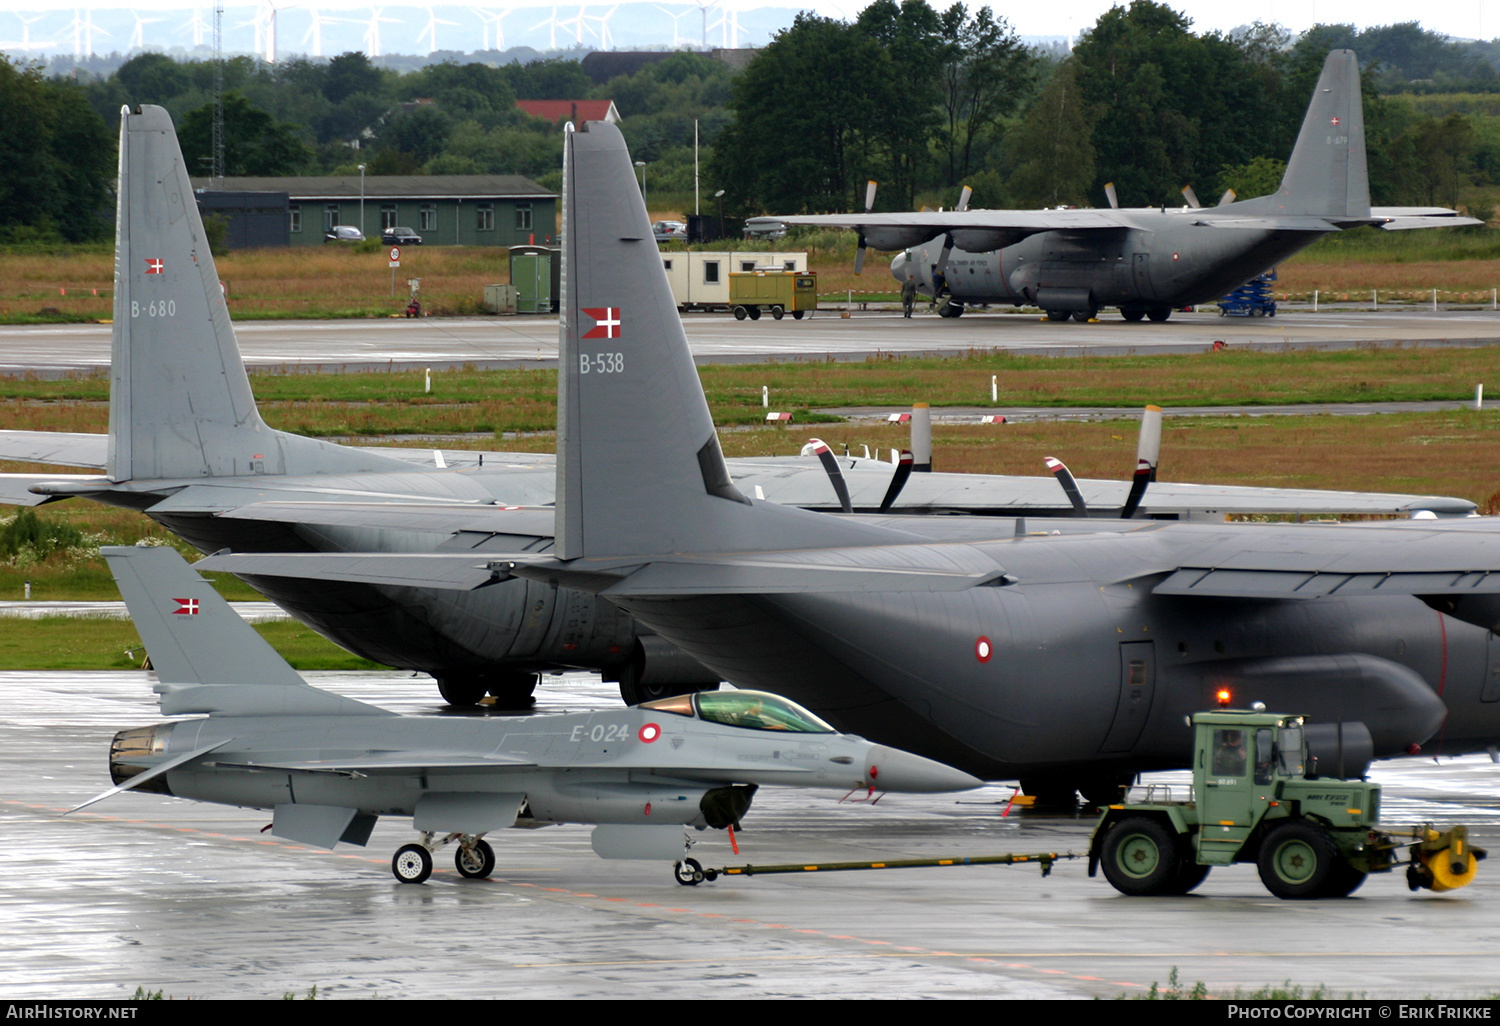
left=516, top=99, right=621, bottom=125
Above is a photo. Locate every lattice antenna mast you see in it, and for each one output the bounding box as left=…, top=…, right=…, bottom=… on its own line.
left=212, top=2, right=225, bottom=182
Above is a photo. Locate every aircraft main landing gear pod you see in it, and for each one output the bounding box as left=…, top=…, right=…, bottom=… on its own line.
left=392, top=831, right=496, bottom=883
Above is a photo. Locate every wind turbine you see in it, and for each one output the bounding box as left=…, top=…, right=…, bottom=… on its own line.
left=555, top=6, right=592, bottom=47
left=471, top=7, right=512, bottom=51
left=695, top=0, right=718, bottom=49
left=67, top=9, right=111, bottom=57
left=3, top=13, right=57, bottom=54
left=654, top=4, right=694, bottom=47
left=586, top=5, right=618, bottom=50
left=529, top=5, right=560, bottom=50
left=362, top=6, right=400, bottom=58
left=179, top=7, right=212, bottom=49
left=419, top=4, right=459, bottom=55
left=302, top=7, right=345, bottom=58
left=129, top=11, right=164, bottom=51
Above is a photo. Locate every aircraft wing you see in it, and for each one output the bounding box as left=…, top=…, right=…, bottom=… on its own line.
left=213, top=501, right=558, bottom=537
left=0, top=430, right=108, bottom=468
left=196, top=542, right=1008, bottom=594
left=747, top=208, right=1124, bottom=252
left=218, top=751, right=538, bottom=773
left=1152, top=519, right=1500, bottom=598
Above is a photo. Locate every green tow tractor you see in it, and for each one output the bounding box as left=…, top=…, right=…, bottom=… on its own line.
left=1090, top=710, right=1485, bottom=899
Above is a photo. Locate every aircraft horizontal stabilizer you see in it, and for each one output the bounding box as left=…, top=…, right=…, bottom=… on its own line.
left=0, top=430, right=107, bottom=468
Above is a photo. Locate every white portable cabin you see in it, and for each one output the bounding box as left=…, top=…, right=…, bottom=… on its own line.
left=663, top=251, right=808, bottom=310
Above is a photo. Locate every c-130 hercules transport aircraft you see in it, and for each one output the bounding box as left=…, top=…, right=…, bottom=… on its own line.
left=747, top=51, right=1479, bottom=323
left=205, top=114, right=1500, bottom=807
left=0, top=97, right=1475, bottom=717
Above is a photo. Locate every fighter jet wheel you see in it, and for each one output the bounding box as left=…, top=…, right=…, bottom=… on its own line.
left=455, top=840, right=496, bottom=880
left=1099, top=816, right=1180, bottom=896
left=674, top=858, right=706, bottom=886
left=771, top=305, right=784, bottom=320
left=1257, top=820, right=1337, bottom=899
left=393, top=843, right=434, bottom=884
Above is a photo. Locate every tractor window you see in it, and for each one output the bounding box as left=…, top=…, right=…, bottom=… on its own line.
left=693, top=690, right=835, bottom=733
left=1278, top=726, right=1305, bottom=775
left=1254, top=728, right=1275, bottom=784
left=1211, top=729, right=1247, bottom=776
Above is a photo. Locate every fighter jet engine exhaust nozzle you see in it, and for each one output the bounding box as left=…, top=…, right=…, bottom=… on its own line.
left=109, top=723, right=177, bottom=794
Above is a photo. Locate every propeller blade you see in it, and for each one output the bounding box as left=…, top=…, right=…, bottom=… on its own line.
left=854, top=234, right=867, bottom=275
left=1044, top=457, right=1089, bottom=516
left=1181, top=185, right=1201, bottom=208
left=956, top=185, right=972, bottom=212
left=1104, top=182, right=1119, bottom=209
left=1119, top=405, right=1163, bottom=519
left=808, top=438, right=852, bottom=514
left=864, top=179, right=878, bottom=213
left=934, top=234, right=955, bottom=276
left=1217, top=188, right=1236, bottom=207
left=878, top=450, right=914, bottom=512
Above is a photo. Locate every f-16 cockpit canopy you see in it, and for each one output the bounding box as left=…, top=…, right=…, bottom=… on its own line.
left=639, top=689, right=837, bottom=733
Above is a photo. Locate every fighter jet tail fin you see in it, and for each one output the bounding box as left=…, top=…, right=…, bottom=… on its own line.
left=109, top=106, right=405, bottom=484
left=103, top=544, right=387, bottom=717
left=555, top=121, right=908, bottom=560
left=1239, top=50, right=1370, bottom=220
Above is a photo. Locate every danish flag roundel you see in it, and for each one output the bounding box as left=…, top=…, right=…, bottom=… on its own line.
left=583, top=307, right=622, bottom=339
left=145, top=258, right=165, bottom=275
left=172, top=598, right=200, bottom=615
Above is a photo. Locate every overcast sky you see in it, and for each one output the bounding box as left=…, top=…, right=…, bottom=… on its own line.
left=3, top=1, right=1494, bottom=55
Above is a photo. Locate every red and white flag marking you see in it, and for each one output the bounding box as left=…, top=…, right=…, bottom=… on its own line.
left=582, top=307, right=622, bottom=339
left=171, top=598, right=200, bottom=615
left=145, top=258, right=165, bottom=275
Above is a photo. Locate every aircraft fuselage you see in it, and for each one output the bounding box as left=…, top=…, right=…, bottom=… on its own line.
left=894, top=212, right=1328, bottom=318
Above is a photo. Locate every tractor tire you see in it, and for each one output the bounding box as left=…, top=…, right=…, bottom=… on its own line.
left=1257, top=820, right=1339, bottom=899
left=1100, top=817, right=1181, bottom=896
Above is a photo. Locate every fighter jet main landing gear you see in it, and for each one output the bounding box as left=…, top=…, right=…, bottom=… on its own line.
left=391, top=832, right=496, bottom=884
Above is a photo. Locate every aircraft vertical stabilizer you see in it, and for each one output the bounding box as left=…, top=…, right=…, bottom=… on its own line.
left=104, top=544, right=309, bottom=688
left=104, top=545, right=387, bottom=715
left=555, top=120, right=900, bottom=560
left=109, top=105, right=405, bottom=484
left=1248, top=49, right=1369, bottom=220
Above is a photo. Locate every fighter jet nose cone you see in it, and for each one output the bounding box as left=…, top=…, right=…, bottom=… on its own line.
left=866, top=745, right=984, bottom=793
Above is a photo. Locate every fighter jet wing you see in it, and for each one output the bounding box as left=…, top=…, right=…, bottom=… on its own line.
left=746, top=208, right=1124, bottom=252
left=219, top=751, right=538, bottom=773
left=0, top=430, right=107, bottom=468
left=1152, top=520, right=1500, bottom=598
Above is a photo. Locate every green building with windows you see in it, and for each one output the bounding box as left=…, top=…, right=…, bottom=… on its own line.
left=191, top=174, right=557, bottom=248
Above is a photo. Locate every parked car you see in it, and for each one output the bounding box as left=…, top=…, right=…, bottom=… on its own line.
left=324, top=225, right=365, bottom=243
left=383, top=226, right=423, bottom=246
left=652, top=220, right=686, bottom=243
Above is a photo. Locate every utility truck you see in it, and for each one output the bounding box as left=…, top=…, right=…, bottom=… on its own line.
left=1090, top=710, right=1484, bottom=899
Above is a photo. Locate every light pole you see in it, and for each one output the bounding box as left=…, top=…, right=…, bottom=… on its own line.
left=358, top=163, right=366, bottom=239
left=714, top=188, right=725, bottom=243
left=635, top=160, right=646, bottom=211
